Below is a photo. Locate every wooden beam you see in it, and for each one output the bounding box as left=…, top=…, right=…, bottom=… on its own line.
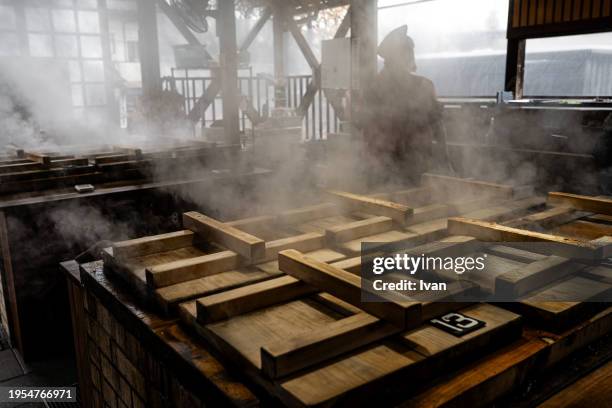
left=112, top=230, right=194, bottom=260
left=239, top=7, right=272, bottom=53
left=146, top=250, right=240, bottom=288
left=137, top=0, right=161, bottom=97
left=422, top=173, right=515, bottom=200
left=327, top=190, right=413, bottom=226
left=187, top=79, right=222, bottom=122
left=284, top=10, right=319, bottom=70
left=278, top=249, right=421, bottom=329
left=218, top=0, right=241, bottom=145
left=183, top=212, right=266, bottom=261
left=261, top=312, right=399, bottom=379
left=495, top=256, right=582, bottom=298
left=277, top=203, right=339, bottom=225
left=196, top=275, right=316, bottom=324
left=264, top=232, right=325, bottom=262
left=297, top=7, right=351, bottom=117
left=504, top=206, right=584, bottom=229
left=548, top=192, right=612, bottom=216
left=157, top=0, right=207, bottom=49
left=447, top=217, right=606, bottom=259
left=325, top=216, right=393, bottom=244
left=505, top=38, right=525, bottom=98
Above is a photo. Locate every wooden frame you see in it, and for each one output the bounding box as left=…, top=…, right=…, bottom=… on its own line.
left=97, top=179, right=612, bottom=406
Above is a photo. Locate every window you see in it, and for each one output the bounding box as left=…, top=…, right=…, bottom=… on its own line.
left=524, top=32, right=612, bottom=97
left=378, top=0, right=509, bottom=97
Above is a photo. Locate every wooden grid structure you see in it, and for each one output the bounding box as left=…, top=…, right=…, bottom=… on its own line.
left=90, top=174, right=612, bottom=406
left=0, top=141, right=235, bottom=195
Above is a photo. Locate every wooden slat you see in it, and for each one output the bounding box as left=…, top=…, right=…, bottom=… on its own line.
left=422, top=173, right=515, bottom=200
left=447, top=217, right=605, bottom=259
left=391, top=187, right=432, bottom=207
left=276, top=203, right=339, bottom=225
left=183, top=212, right=266, bottom=261
left=196, top=276, right=316, bottom=324
left=548, top=192, right=612, bottom=216
left=325, top=216, right=393, bottom=244
left=261, top=312, right=399, bottom=379
left=112, top=230, right=194, bottom=260
left=146, top=250, right=240, bottom=288
left=485, top=245, right=548, bottom=263
left=553, top=220, right=612, bottom=240
left=278, top=249, right=421, bottom=329
left=263, top=232, right=325, bottom=262
left=495, top=256, right=582, bottom=298
left=538, top=359, right=612, bottom=407
left=504, top=206, right=585, bottom=229
left=155, top=266, right=282, bottom=313
left=327, top=190, right=413, bottom=226
left=226, top=215, right=277, bottom=236
left=406, top=204, right=449, bottom=226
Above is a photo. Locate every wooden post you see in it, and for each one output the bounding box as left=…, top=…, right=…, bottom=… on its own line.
left=351, top=0, right=377, bottom=90
left=218, top=0, right=241, bottom=146
left=504, top=38, right=526, bottom=99
left=137, top=0, right=162, bottom=98
left=350, top=0, right=377, bottom=127
left=273, top=7, right=287, bottom=108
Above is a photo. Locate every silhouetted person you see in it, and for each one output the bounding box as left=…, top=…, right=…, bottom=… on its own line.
left=360, top=25, right=451, bottom=185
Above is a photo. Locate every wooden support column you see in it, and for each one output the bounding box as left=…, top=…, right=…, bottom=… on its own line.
left=137, top=0, right=162, bottom=99
left=273, top=7, right=287, bottom=108
left=218, top=0, right=241, bottom=146
left=350, top=0, right=377, bottom=126
left=504, top=38, right=526, bottom=99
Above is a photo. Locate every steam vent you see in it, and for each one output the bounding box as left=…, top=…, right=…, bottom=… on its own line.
left=0, top=0, right=611, bottom=407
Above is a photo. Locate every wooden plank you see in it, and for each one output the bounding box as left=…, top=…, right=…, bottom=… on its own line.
left=538, top=359, right=612, bottom=407
left=0, top=162, right=42, bottom=174
left=406, top=204, right=449, bottom=226
left=339, top=230, right=421, bottom=256
left=200, top=296, right=346, bottom=371
left=504, top=206, right=586, bottom=229
left=327, top=190, right=413, bottom=226
left=146, top=250, right=240, bottom=288
left=485, top=245, right=548, bottom=263
left=278, top=304, right=522, bottom=407
left=553, top=220, right=612, bottom=240
left=391, top=187, right=432, bottom=207
left=462, top=196, right=546, bottom=222
left=511, top=275, right=612, bottom=330
left=112, top=230, right=195, bottom=260
left=196, top=276, right=316, bottom=324
left=422, top=173, right=515, bottom=200
left=495, top=256, right=582, bottom=298
left=447, top=217, right=605, bottom=259
left=183, top=212, right=266, bottom=261
left=325, top=216, right=393, bottom=244
left=400, top=307, right=612, bottom=408
left=261, top=312, right=400, bottom=379
left=156, top=266, right=282, bottom=313
left=278, top=249, right=421, bottom=329
left=226, top=215, right=277, bottom=236
left=25, top=152, right=51, bottom=165
left=548, top=192, right=612, bottom=215
left=276, top=203, right=339, bottom=225
left=263, top=233, right=325, bottom=262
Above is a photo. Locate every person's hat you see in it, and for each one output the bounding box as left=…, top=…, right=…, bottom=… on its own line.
left=378, top=25, right=414, bottom=60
